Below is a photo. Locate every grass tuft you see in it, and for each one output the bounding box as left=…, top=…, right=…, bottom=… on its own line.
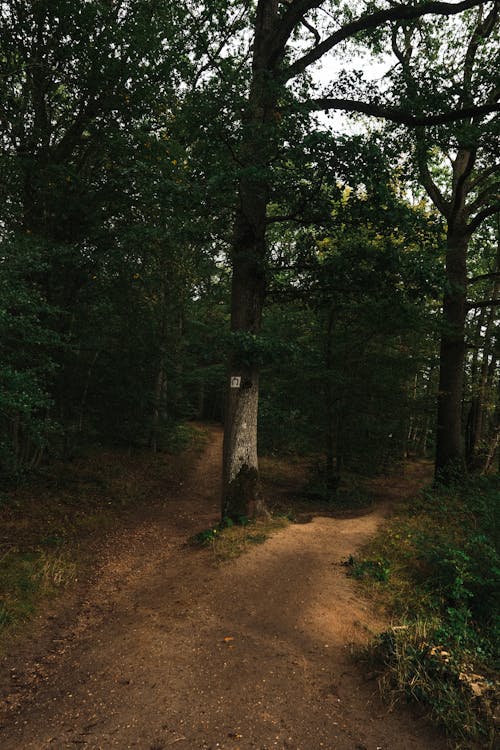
left=189, top=516, right=289, bottom=563
left=0, top=549, right=76, bottom=630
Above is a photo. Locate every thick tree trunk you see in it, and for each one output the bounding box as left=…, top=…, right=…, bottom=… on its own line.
left=221, top=1, right=279, bottom=520
left=435, top=230, right=468, bottom=479
left=221, top=210, right=268, bottom=519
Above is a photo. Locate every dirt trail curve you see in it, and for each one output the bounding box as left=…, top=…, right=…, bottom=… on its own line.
left=0, top=426, right=446, bottom=750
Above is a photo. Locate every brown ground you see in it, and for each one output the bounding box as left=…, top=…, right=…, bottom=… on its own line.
left=0, top=426, right=447, bottom=750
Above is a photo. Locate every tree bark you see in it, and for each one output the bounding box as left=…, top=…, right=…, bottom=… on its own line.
left=435, top=229, right=468, bottom=478
left=150, top=358, right=167, bottom=453
left=324, top=307, right=340, bottom=490
left=220, top=0, right=498, bottom=503
left=221, top=1, right=279, bottom=520
left=466, top=236, right=500, bottom=469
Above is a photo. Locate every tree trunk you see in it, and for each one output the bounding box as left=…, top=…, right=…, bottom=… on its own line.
left=435, top=230, right=468, bottom=479
left=325, top=308, right=339, bottom=490
left=221, top=1, right=280, bottom=520
left=150, top=358, right=167, bottom=453
left=466, top=275, right=499, bottom=469
left=221, top=202, right=268, bottom=519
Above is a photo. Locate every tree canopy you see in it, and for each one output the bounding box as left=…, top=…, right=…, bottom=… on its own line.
left=0, top=0, right=498, bottom=496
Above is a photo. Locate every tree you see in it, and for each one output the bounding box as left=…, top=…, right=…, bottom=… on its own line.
left=220, top=0, right=498, bottom=519
left=260, top=148, right=443, bottom=482
left=465, top=220, right=500, bottom=470
left=0, top=1, right=222, bottom=473
left=383, top=2, right=500, bottom=477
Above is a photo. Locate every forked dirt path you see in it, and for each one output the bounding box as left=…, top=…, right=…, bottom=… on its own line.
left=0, top=426, right=447, bottom=750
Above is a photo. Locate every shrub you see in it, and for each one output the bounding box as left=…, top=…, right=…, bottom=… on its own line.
left=358, top=476, right=500, bottom=747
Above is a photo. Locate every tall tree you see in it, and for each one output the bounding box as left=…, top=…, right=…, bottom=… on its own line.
left=220, top=0, right=498, bottom=519
left=385, top=2, right=500, bottom=477
left=0, top=0, right=205, bottom=472
left=465, top=221, right=500, bottom=470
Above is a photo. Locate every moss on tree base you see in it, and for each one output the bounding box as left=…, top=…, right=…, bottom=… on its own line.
left=224, top=464, right=268, bottom=521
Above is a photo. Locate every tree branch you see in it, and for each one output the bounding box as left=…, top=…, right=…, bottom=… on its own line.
left=470, top=164, right=498, bottom=190
left=468, top=202, right=500, bottom=233
left=461, top=2, right=498, bottom=108
left=281, top=0, right=487, bottom=80
left=272, top=0, right=325, bottom=59
left=301, top=16, right=321, bottom=47
left=266, top=212, right=320, bottom=225
left=466, top=178, right=500, bottom=214
left=302, top=97, right=500, bottom=125
left=469, top=271, right=500, bottom=285
left=467, top=298, right=500, bottom=309
left=415, top=131, right=450, bottom=217
left=450, top=148, right=477, bottom=224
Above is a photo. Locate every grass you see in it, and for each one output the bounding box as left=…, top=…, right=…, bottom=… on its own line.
left=188, top=516, right=290, bottom=564
left=0, top=423, right=204, bottom=646
left=0, top=550, right=76, bottom=630
left=353, top=475, right=500, bottom=749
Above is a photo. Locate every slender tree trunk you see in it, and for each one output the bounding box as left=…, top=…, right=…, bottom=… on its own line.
left=483, top=428, right=499, bottom=474
left=78, top=351, right=99, bottom=432
left=479, top=356, right=499, bottom=473
left=466, top=274, right=499, bottom=469
left=324, top=308, right=339, bottom=490
left=435, top=229, right=469, bottom=478
left=150, top=359, right=167, bottom=453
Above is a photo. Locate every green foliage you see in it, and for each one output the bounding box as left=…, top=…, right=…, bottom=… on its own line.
left=189, top=514, right=251, bottom=547
left=359, top=476, right=500, bottom=746
left=0, top=237, right=65, bottom=479
left=0, top=0, right=237, bottom=474
left=259, top=175, right=441, bottom=473
left=345, top=554, right=390, bottom=582
left=229, top=330, right=300, bottom=369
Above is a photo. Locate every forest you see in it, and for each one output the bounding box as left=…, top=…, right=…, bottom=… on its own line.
left=0, top=1, right=499, bottom=749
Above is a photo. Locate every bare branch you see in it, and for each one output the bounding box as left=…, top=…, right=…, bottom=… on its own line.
left=450, top=148, right=477, bottom=224
left=272, top=0, right=326, bottom=58
left=415, top=132, right=451, bottom=217
left=301, top=17, right=321, bottom=47
left=461, top=2, right=499, bottom=107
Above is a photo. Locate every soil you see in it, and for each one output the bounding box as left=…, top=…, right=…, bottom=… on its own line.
left=0, top=425, right=447, bottom=750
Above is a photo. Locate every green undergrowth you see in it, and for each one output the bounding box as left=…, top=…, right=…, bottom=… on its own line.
left=259, top=454, right=376, bottom=519
left=189, top=515, right=289, bottom=564
left=352, top=475, right=499, bottom=748
left=0, top=550, right=76, bottom=630
left=0, top=423, right=203, bottom=645
left=303, top=463, right=373, bottom=510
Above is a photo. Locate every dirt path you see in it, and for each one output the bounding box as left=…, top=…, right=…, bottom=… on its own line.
left=0, top=427, right=446, bottom=750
